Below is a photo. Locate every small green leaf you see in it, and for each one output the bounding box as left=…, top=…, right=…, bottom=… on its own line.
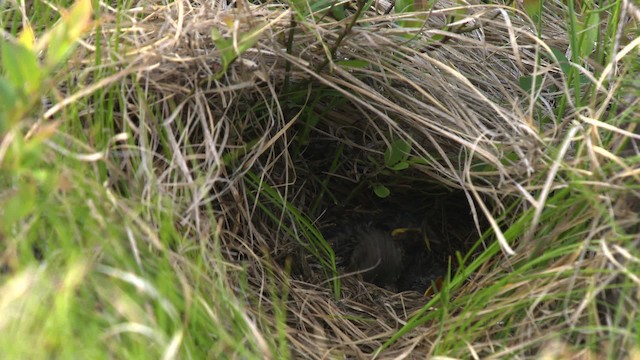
left=237, top=29, right=261, bottom=55
left=549, top=47, right=571, bottom=75
left=384, top=139, right=412, bottom=167
left=373, top=184, right=391, bottom=198
left=211, top=28, right=222, bottom=41
left=390, top=161, right=409, bottom=171
left=330, top=3, right=346, bottom=20
left=518, top=75, right=543, bottom=92
left=211, top=27, right=261, bottom=78
left=211, top=29, right=236, bottom=76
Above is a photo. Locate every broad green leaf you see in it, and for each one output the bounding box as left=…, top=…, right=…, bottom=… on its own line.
left=579, top=11, right=599, bottom=57
left=1, top=41, right=42, bottom=94
left=519, top=75, right=542, bottom=92
left=549, top=47, right=571, bottom=75
left=522, top=0, right=542, bottom=21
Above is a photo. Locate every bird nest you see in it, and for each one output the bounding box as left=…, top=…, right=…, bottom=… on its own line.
left=86, top=0, right=638, bottom=358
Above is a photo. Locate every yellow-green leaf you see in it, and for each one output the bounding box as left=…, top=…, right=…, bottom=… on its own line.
left=46, top=0, right=93, bottom=67
left=18, top=24, right=36, bottom=50
left=1, top=41, right=42, bottom=94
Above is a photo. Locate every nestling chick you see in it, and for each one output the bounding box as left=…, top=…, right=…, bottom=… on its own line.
left=349, top=228, right=404, bottom=291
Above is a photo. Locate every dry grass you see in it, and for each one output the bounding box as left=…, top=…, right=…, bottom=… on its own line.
left=7, top=0, right=639, bottom=358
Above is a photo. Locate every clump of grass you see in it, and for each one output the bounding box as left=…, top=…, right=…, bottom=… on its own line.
left=1, top=0, right=639, bottom=358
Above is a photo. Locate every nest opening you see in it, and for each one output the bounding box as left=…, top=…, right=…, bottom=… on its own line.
left=284, top=112, right=489, bottom=294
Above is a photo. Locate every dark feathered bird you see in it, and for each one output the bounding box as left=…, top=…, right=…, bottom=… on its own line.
left=326, top=216, right=445, bottom=293
left=349, top=228, right=405, bottom=291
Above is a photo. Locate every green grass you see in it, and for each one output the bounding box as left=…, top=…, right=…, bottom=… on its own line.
left=0, top=138, right=279, bottom=358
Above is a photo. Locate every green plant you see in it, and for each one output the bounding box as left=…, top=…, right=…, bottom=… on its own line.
left=0, top=0, right=91, bottom=132
left=211, top=25, right=262, bottom=79
left=372, top=138, right=413, bottom=198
